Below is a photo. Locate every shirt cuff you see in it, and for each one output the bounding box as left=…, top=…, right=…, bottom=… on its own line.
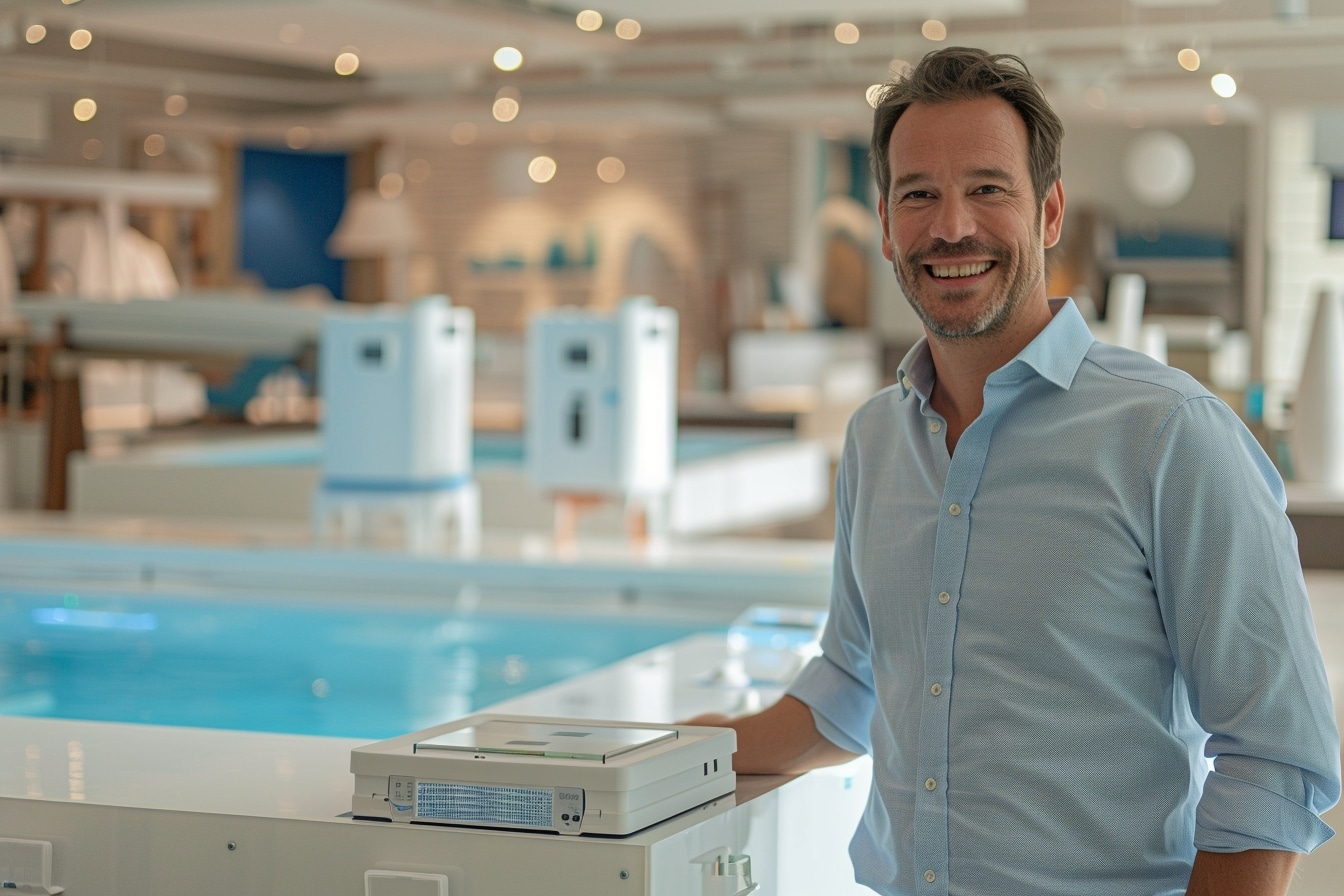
left=1195, top=771, right=1336, bottom=853
left=784, top=654, right=873, bottom=756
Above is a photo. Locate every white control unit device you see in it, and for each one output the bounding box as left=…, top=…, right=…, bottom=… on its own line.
left=320, top=295, right=474, bottom=488
left=525, top=296, right=677, bottom=497
left=351, top=714, right=734, bottom=837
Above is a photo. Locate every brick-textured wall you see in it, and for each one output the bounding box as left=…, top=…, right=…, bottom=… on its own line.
left=1264, top=110, right=1344, bottom=426
left=399, top=128, right=795, bottom=389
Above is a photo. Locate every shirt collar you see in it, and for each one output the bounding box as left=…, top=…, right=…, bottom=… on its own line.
left=895, top=339, right=935, bottom=401
left=895, top=298, right=1095, bottom=400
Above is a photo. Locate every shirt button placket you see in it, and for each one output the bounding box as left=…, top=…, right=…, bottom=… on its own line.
left=925, top=475, right=970, bottom=895
left=920, top=583, right=955, bottom=894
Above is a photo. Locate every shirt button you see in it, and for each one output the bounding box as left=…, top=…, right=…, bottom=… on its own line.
left=902, top=376, right=912, bottom=390
left=931, top=683, right=942, bottom=696
left=949, top=503, right=961, bottom=516
left=929, top=421, right=942, bottom=434
left=938, top=592, right=951, bottom=604
left=925, top=777, right=937, bottom=791
left=925, top=870, right=937, bottom=883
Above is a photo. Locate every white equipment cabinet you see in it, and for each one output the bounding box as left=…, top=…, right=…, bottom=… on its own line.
left=319, top=294, right=473, bottom=488
left=314, top=295, right=479, bottom=550
left=526, top=296, right=677, bottom=498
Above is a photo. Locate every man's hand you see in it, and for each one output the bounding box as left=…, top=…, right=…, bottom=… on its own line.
left=683, top=696, right=858, bottom=775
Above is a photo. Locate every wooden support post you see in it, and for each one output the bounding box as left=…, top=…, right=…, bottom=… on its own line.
left=41, top=321, right=84, bottom=511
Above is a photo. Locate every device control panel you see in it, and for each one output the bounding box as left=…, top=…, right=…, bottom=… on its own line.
left=388, top=775, right=416, bottom=819
left=554, top=787, right=584, bottom=833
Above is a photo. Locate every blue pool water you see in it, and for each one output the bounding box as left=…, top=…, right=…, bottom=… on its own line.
left=0, top=587, right=721, bottom=739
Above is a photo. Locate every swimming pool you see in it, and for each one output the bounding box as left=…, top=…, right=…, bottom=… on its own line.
left=0, top=583, right=726, bottom=739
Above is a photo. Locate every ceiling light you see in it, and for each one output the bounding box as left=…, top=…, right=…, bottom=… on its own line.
left=72, top=97, right=97, bottom=122
left=835, top=23, right=860, bottom=45
left=615, top=18, right=641, bottom=40
left=164, top=94, right=188, bottom=116
left=334, top=50, right=360, bottom=76
left=528, top=156, right=557, bottom=184
left=286, top=126, right=312, bottom=149
left=494, top=47, right=523, bottom=72
left=1210, top=72, right=1236, bottom=97
left=62, top=0, right=85, bottom=5
left=69, top=28, right=92, bottom=51
left=450, top=122, right=478, bottom=145
left=279, top=24, right=303, bottom=44
left=493, top=97, right=520, bottom=122
left=597, top=156, right=625, bottom=184
left=25, top=24, right=46, bottom=44
left=1204, top=104, right=1227, bottom=125
left=81, top=138, right=101, bottom=161
left=576, top=10, right=603, bottom=32
left=144, top=134, right=165, bottom=157
left=1177, top=48, right=1200, bottom=71
left=921, top=20, right=947, bottom=41
left=889, top=58, right=913, bottom=78
left=865, top=84, right=884, bottom=108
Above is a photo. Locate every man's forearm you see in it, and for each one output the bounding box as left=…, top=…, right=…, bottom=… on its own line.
left=1185, top=848, right=1299, bottom=896
left=688, top=695, right=859, bottom=775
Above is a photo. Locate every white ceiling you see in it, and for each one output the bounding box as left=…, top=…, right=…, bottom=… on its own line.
left=3, top=0, right=1344, bottom=153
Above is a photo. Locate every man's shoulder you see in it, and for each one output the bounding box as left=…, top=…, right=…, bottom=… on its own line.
left=1078, top=340, right=1214, bottom=406
left=849, top=381, right=910, bottom=424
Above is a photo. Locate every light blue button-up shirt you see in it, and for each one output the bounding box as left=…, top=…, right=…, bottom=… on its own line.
left=787, top=299, right=1341, bottom=896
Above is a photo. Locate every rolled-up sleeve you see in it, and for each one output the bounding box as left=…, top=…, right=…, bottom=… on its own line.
left=1148, top=395, right=1341, bottom=853
left=786, top=430, right=877, bottom=757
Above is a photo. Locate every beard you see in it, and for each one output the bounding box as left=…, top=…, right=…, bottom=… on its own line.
left=893, top=235, right=1043, bottom=342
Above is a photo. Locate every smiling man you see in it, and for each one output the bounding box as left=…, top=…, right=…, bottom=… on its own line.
left=694, top=47, right=1341, bottom=896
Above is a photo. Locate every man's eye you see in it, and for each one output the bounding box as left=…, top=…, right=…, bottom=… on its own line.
left=903, top=190, right=933, bottom=200
left=974, top=185, right=1004, bottom=194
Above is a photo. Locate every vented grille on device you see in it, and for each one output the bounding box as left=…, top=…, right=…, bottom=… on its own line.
left=416, top=782, right=553, bottom=827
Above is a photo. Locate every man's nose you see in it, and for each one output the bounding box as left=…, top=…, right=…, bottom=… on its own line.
left=929, top=195, right=977, bottom=244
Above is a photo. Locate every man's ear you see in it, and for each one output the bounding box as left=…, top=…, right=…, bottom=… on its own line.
left=1041, top=179, right=1065, bottom=249
left=878, top=195, right=894, bottom=262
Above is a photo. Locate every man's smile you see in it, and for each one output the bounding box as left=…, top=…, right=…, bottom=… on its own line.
left=927, top=260, right=996, bottom=279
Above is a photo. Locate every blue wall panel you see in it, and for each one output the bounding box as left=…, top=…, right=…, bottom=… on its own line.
left=239, top=147, right=346, bottom=299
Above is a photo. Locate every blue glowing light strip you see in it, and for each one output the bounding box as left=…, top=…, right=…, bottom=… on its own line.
left=30, top=608, right=159, bottom=631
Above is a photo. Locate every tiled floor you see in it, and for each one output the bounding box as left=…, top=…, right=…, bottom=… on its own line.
left=1291, top=570, right=1344, bottom=894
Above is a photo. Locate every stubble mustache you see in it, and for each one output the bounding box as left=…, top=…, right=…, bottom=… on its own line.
left=909, top=237, right=1008, bottom=268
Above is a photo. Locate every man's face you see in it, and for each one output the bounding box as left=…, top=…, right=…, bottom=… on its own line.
left=878, top=95, right=1063, bottom=342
